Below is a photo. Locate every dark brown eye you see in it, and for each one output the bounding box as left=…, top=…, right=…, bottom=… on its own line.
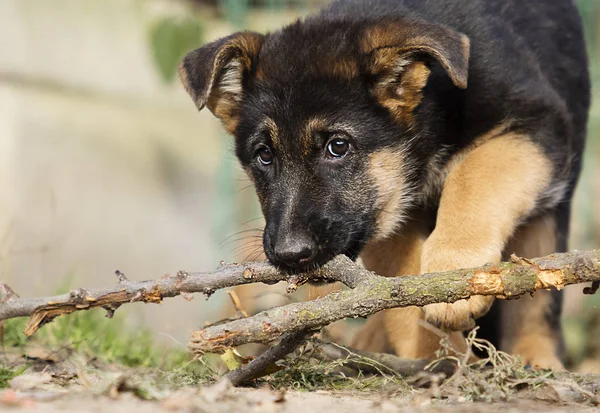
left=257, top=146, right=273, bottom=165
left=327, top=138, right=350, bottom=158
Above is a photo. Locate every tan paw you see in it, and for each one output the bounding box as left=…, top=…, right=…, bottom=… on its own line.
left=512, top=336, right=565, bottom=371
left=522, top=354, right=565, bottom=371
left=423, top=295, right=494, bottom=331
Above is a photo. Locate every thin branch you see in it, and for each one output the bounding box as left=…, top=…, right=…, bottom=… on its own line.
left=314, top=341, right=457, bottom=378
left=226, top=290, right=250, bottom=318
left=0, top=255, right=357, bottom=336
left=0, top=260, right=294, bottom=335
left=189, top=250, right=600, bottom=353
left=226, top=329, right=315, bottom=386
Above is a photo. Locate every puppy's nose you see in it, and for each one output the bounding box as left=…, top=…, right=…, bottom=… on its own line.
left=273, top=235, right=315, bottom=268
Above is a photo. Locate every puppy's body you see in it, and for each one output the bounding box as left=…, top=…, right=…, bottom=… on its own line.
left=180, top=0, right=590, bottom=369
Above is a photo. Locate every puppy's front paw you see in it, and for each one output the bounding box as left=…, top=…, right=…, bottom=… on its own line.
left=522, top=354, right=565, bottom=371
left=512, top=335, right=565, bottom=371
left=423, top=295, right=494, bottom=331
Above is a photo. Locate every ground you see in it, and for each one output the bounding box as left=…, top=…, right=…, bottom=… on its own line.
left=2, top=372, right=600, bottom=412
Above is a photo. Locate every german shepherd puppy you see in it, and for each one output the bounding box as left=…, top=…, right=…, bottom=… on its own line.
left=179, top=0, right=590, bottom=369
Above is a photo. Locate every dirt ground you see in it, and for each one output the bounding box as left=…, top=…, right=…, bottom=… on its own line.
left=2, top=358, right=599, bottom=413
left=1, top=379, right=599, bottom=413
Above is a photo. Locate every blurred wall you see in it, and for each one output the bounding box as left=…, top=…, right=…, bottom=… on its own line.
left=0, top=0, right=306, bottom=345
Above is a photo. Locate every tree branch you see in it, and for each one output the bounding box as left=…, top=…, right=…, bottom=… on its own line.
left=313, top=340, right=457, bottom=378
left=1, top=249, right=599, bottom=358
left=226, top=329, right=315, bottom=386
left=189, top=250, right=600, bottom=354
left=0, top=261, right=307, bottom=336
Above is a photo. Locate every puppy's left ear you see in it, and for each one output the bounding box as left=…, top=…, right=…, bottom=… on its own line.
left=179, top=31, right=265, bottom=133
left=361, top=18, right=470, bottom=124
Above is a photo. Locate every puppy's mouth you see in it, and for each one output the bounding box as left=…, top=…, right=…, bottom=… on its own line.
left=304, top=246, right=360, bottom=286
left=274, top=238, right=364, bottom=282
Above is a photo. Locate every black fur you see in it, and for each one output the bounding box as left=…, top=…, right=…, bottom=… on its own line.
left=180, top=0, right=590, bottom=351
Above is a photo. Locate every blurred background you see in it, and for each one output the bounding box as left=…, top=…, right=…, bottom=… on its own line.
left=0, top=0, right=598, bottom=370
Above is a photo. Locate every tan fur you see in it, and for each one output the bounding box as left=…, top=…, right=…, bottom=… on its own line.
left=368, top=54, right=432, bottom=126
left=367, top=149, right=415, bottom=240
left=264, top=117, right=280, bottom=151
left=302, top=117, right=328, bottom=156
left=243, top=166, right=255, bottom=183
left=360, top=22, right=469, bottom=89
left=326, top=56, right=360, bottom=79
left=181, top=32, right=264, bottom=133
left=511, top=334, right=563, bottom=371
left=421, top=134, right=554, bottom=331
left=232, top=129, right=558, bottom=365
left=207, top=91, right=241, bottom=134
left=500, top=214, right=564, bottom=370
left=353, top=221, right=468, bottom=359
left=361, top=20, right=470, bottom=125
left=419, top=122, right=512, bottom=205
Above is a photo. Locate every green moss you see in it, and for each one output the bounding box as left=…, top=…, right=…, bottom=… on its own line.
left=0, top=365, right=26, bottom=389
left=2, top=310, right=190, bottom=370
left=296, top=309, right=321, bottom=321
left=1, top=318, right=28, bottom=348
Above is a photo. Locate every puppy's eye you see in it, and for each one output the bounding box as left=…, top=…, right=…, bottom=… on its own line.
left=257, top=145, right=273, bottom=165
left=326, top=138, right=350, bottom=158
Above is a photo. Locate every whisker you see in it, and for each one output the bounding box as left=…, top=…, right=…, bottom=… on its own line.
left=234, top=184, right=256, bottom=194
left=221, top=235, right=263, bottom=250
left=239, top=216, right=265, bottom=226
left=247, top=249, right=267, bottom=262
left=220, top=228, right=264, bottom=244
left=230, top=240, right=264, bottom=255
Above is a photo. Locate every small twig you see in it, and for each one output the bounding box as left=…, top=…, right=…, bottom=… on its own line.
left=114, top=270, right=129, bottom=284
left=102, top=304, right=121, bottom=319
left=0, top=284, right=19, bottom=302
left=226, top=290, right=249, bottom=318
left=314, top=340, right=457, bottom=378
left=583, top=280, right=600, bottom=295
left=226, top=329, right=314, bottom=386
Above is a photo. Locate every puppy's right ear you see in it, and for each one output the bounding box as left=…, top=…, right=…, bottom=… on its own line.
left=179, top=31, right=264, bottom=133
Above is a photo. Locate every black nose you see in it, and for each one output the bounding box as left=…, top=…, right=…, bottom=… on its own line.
left=273, top=235, right=315, bottom=268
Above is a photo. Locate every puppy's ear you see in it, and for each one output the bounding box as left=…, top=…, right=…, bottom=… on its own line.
left=361, top=19, right=469, bottom=124
left=179, top=31, right=265, bottom=133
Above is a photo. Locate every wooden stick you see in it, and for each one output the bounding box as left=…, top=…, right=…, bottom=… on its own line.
left=0, top=262, right=291, bottom=335
left=226, top=329, right=314, bottom=386
left=189, top=250, right=600, bottom=353
left=1, top=250, right=598, bottom=346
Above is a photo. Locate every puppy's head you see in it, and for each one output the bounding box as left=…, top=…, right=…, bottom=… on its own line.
left=180, top=18, right=469, bottom=271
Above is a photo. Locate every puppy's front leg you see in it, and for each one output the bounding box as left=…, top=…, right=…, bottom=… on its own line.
left=421, top=134, right=554, bottom=331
